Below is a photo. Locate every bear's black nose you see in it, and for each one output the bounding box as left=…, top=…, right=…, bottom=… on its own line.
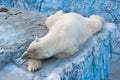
left=21, top=51, right=29, bottom=59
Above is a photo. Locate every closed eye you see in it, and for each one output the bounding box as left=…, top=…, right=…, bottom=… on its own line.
left=27, top=49, right=36, bottom=53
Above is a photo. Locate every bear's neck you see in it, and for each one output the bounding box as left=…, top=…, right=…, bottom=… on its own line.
left=39, top=31, right=62, bottom=58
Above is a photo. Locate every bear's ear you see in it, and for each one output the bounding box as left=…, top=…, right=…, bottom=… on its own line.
left=35, top=37, right=39, bottom=42
left=35, top=35, right=39, bottom=42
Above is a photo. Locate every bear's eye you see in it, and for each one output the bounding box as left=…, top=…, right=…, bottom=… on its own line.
left=28, top=49, right=36, bottom=52
left=27, top=50, right=30, bottom=53
left=33, top=49, right=36, bottom=51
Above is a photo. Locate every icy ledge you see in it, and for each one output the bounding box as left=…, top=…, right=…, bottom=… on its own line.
left=0, top=8, right=116, bottom=80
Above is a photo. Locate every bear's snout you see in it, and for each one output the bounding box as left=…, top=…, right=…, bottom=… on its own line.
left=21, top=51, right=29, bottom=59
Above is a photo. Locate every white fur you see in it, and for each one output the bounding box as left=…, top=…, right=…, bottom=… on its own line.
left=26, top=11, right=104, bottom=59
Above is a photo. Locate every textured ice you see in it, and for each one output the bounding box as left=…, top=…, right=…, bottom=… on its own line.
left=0, top=1, right=118, bottom=80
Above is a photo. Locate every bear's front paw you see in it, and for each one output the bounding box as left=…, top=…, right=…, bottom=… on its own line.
left=26, top=59, right=42, bottom=72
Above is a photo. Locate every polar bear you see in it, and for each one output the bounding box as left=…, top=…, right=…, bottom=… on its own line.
left=21, top=10, right=104, bottom=71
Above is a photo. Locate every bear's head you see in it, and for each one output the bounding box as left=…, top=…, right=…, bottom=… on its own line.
left=45, top=10, right=64, bottom=28
left=21, top=38, right=41, bottom=59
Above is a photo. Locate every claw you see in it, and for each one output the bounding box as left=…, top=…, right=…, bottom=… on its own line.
left=26, top=59, right=42, bottom=72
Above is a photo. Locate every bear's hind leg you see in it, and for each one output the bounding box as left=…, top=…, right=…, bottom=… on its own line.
left=26, top=59, right=42, bottom=72
left=54, top=52, right=71, bottom=59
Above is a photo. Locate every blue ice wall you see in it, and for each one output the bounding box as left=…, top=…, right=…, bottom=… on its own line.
left=61, top=29, right=115, bottom=80
left=0, top=0, right=120, bottom=23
